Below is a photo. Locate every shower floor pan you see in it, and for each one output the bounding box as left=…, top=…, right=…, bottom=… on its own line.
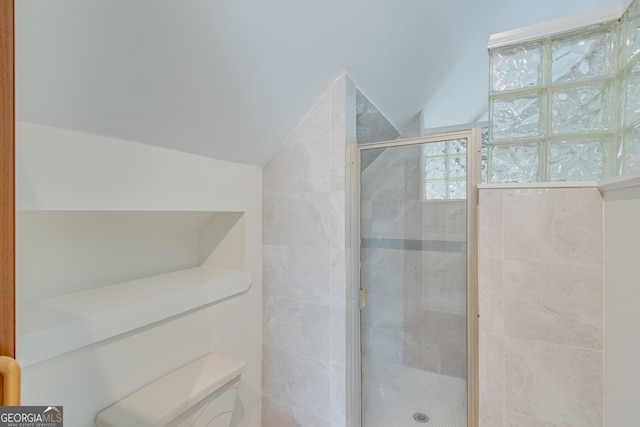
left=362, top=359, right=466, bottom=427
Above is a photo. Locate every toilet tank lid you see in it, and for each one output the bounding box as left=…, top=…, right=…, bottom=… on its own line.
left=95, top=352, right=247, bottom=427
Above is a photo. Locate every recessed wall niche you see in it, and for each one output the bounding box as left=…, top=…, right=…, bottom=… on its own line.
left=15, top=210, right=251, bottom=367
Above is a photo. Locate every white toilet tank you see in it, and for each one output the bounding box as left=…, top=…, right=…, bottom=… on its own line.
left=96, top=353, right=247, bottom=427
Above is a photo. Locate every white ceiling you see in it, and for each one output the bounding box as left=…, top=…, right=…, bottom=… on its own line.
left=16, top=0, right=620, bottom=166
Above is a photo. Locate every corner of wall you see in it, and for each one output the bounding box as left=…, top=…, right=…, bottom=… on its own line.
left=261, top=71, right=354, bottom=426
left=602, top=180, right=640, bottom=427
left=355, top=88, right=399, bottom=144
left=16, top=121, right=263, bottom=427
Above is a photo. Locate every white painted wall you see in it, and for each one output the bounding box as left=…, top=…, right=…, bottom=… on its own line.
left=602, top=180, right=640, bottom=427
left=16, top=0, right=623, bottom=166
left=15, top=122, right=262, bottom=427
left=16, top=210, right=214, bottom=300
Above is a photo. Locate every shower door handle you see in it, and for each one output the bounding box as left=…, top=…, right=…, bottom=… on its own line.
left=0, top=356, right=21, bottom=406
left=360, top=287, right=366, bottom=309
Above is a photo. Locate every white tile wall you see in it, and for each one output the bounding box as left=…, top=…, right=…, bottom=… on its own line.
left=262, top=73, right=355, bottom=427
left=478, top=187, right=604, bottom=427
left=505, top=337, right=603, bottom=427
left=503, top=261, right=603, bottom=350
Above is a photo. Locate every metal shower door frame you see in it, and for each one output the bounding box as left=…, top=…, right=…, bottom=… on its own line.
left=348, top=129, right=481, bottom=427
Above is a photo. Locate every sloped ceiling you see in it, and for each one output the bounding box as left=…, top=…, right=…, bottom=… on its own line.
left=16, top=0, right=620, bottom=166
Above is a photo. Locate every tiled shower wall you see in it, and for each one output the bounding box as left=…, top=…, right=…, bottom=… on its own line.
left=262, top=73, right=356, bottom=426
left=361, top=144, right=467, bottom=378
left=478, top=187, right=604, bottom=427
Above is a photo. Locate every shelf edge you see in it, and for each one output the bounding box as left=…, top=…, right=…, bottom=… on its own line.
left=16, top=267, right=252, bottom=367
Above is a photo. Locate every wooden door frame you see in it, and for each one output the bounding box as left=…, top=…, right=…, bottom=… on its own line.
left=0, top=0, right=15, bottom=360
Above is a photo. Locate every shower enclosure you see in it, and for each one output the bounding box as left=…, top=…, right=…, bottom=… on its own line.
left=353, top=130, right=480, bottom=427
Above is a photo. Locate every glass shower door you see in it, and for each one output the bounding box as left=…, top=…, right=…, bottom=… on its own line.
left=359, top=136, right=470, bottom=427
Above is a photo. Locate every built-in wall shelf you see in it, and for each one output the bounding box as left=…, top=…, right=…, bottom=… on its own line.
left=17, top=266, right=252, bottom=367
left=16, top=210, right=249, bottom=367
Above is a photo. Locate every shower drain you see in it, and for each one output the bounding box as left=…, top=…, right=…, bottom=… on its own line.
left=413, top=412, right=429, bottom=423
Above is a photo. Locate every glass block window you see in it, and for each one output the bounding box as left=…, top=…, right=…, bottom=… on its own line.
left=548, top=140, right=609, bottom=181
left=489, top=143, right=540, bottom=183
left=619, top=124, right=640, bottom=174
left=551, top=28, right=613, bottom=83
left=423, top=139, right=467, bottom=200
left=490, top=93, right=544, bottom=140
left=624, top=0, right=640, bottom=64
left=480, top=128, right=489, bottom=183
left=491, top=42, right=543, bottom=92
left=488, top=14, right=629, bottom=182
left=621, top=67, right=640, bottom=127
left=551, top=84, right=611, bottom=135
left=422, top=128, right=489, bottom=198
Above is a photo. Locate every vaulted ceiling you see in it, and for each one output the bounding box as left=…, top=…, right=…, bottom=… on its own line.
left=16, top=0, right=620, bottom=166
